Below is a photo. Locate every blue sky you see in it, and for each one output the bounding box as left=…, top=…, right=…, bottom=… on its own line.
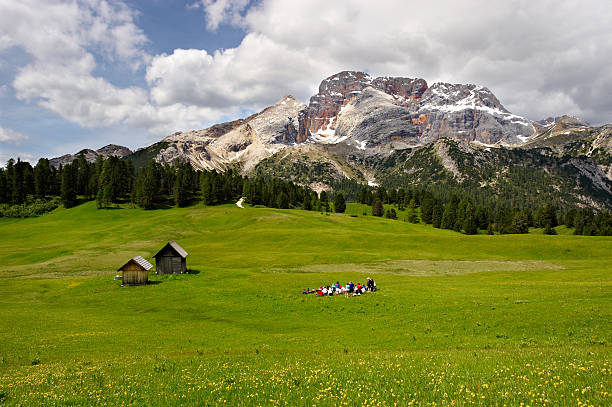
left=1, top=0, right=611, bottom=164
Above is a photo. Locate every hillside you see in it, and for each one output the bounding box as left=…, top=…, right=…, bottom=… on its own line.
left=0, top=203, right=609, bottom=405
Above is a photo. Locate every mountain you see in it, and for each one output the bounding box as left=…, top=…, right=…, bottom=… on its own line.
left=154, top=94, right=306, bottom=173
left=49, top=144, right=131, bottom=168
left=121, top=70, right=545, bottom=175
left=50, top=70, right=611, bottom=209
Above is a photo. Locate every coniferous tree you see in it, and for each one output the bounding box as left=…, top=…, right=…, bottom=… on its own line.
left=0, top=168, right=7, bottom=203
left=475, top=206, right=490, bottom=230
left=277, top=192, right=289, bottom=209
left=510, top=211, right=530, bottom=234
left=333, top=193, right=346, bottom=213
left=312, top=196, right=321, bottom=212
left=34, top=158, right=52, bottom=198
left=463, top=203, right=478, bottom=234
left=319, top=191, right=330, bottom=212
left=375, top=187, right=387, bottom=204
left=173, top=166, right=189, bottom=207
left=5, top=159, right=15, bottom=203
left=432, top=203, right=443, bottom=228
left=385, top=208, right=397, bottom=219
left=421, top=196, right=434, bottom=224
left=60, top=164, right=77, bottom=208
left=372, top=200, right=383, bottom=217
left=12, top=159, right=27, bottom=204
left=303, top=192, right=312, bottom=210
left=574, top=210, right=586, bottom=235
left=134, top=160, right=160, bottom=209
left=75, top=154, right=90, bottom=196
left=543, top=223, right=557, bottom=235
left=564, top=208, right=577, bottom=228
left=441, top=196, right=459, bottom=230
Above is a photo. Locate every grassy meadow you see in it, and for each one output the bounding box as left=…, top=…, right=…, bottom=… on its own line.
left=0, top=202, right=610, bottom=406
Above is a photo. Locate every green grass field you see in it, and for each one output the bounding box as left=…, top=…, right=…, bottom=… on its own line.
left=0, top=202, right=610, bottom=406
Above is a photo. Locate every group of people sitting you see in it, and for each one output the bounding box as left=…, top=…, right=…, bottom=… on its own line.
left=302, top=278, right=377, bottom=297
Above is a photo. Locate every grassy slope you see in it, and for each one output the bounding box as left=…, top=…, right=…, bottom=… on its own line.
left=0, top=202, right=610, bottom=405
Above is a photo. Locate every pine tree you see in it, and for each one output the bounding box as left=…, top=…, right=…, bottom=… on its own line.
left=319, top=191, right=330, bottom=212
left=34, top=158, right=51, bottom=198
left=441, top=195, right=459, bottom=230
left=75, top=154, right=90, bottom=196
left=475, top=206, right=490, bottom=230
left=510, top=211, right=529, bottom=234
left=421, top=196, right=434, bottom=224
left=174, top=167, right=189, bottom=207
left=0, top=169, right=6, bottom=203
left=574, top=210, right=586, bottom=235
left=543, top=223, right=557, bottom=235
left=135, top=161, right=159, bottom=209
left=333, top=193, right=346, bottom=213
left=277, top=192, right=289, bottom=209
left=385, top=208, right=397, bottom=219
left=12, top=159, right=26, bottom=204
left=60, top=164, right=77, bottom=208
left=463, top=203, right=478, bottom=234
left=4, top=159, right=15, bottom=203
left=564, top=208, right=577, bottom=228
left=432, top=204, right=443, bottom=228
left=372, top=200, right=383, bottom=217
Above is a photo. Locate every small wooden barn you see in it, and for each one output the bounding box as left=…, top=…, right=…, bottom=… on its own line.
left=118, top=256, right=153, bottom=286
left=154, top=241, right=188, bottom=274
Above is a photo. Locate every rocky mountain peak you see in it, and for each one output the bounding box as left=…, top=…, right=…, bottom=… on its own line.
left=49, top=144, right=132, bottom=168
left=420, top=83, right=507, bottom=112
left=300, top=71, right=430, bottom=143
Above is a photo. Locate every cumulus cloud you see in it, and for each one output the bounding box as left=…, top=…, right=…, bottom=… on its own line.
left=3, top=0, right=612, bottom=153
left=192, top=0, right=250, bottom=31
left=161, top=0, right=612, bottom=124
left=1, top=0, right=226, bottom=138
left=0, top=126, right=29, bottom=145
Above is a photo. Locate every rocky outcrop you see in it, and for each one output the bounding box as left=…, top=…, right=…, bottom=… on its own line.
left=154, top=95, right=307, bottom=173
left=297, top=71, right=535, bottom=151
left=299, top=71, right=428, bottom=144
left=416, top=83, right=535, bottom=145
left=49, top=144, right=131, bottom=168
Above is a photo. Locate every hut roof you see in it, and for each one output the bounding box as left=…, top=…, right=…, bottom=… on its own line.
left=118, top=256, right=154, bottom=271
left=154, top=241, right=188, bottom=259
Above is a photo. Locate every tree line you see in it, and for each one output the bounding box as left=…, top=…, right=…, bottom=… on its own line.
left=0, top=155, right=332, bottom=213
left=1, top=155, right=609, bottom=235
left=357, top=184, right=612, bottom=236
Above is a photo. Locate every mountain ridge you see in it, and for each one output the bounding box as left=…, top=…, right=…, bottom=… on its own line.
left=47, top=71, right=612, bottom=209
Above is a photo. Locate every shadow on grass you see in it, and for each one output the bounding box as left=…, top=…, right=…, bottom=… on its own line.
left=146, top=281, right=163, bottom=285
left=186, top=269, right=201, bottom=275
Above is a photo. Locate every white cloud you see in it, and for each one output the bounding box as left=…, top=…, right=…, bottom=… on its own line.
left=195, top=0, right=250, bottom=31
left=0, top=126, right=29, bottom=145
left=3, top=0, right=612, bottom=155
left=0, top=151, right=35, bottom=165
left=155, top=0, right=612, bottom=124
left=0, top=0, right=226, bottom=137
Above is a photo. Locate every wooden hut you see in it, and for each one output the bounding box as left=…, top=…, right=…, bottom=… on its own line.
left=118, top=256, right=153, bottom=286
left=154, top=241, right=188, bottom=274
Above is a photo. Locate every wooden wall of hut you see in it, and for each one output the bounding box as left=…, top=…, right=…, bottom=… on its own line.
left=122, top=263, right=148, bottom=286
left=155, top=248, right=186, bottom=274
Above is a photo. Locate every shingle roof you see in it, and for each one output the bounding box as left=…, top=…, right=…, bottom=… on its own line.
left=154, top=241, right=188, bottom=258
left=118, top=256, right=153, bottom=271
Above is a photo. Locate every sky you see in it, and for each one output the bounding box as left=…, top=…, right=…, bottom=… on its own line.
left=1, top=0, right=612, bottom=164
